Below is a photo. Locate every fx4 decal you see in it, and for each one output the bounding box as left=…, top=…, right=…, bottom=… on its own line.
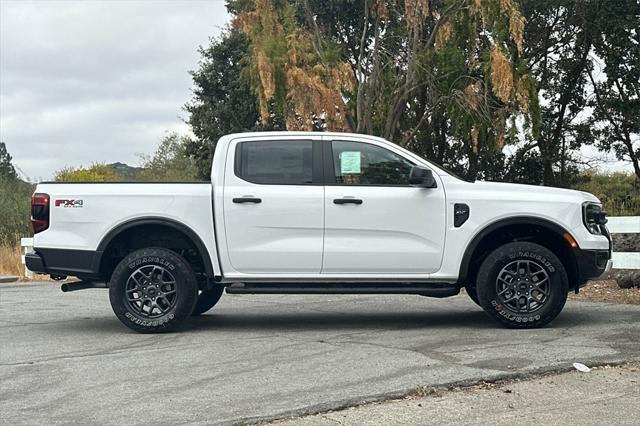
left=55, top=199, right=84, bottom=208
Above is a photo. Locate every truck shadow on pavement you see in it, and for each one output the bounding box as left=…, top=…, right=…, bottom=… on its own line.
left=67, top=309, right=495, bottom=334
left=62, top=304, right=618, bottom=334
left=184, top=309, right=496, bottom=332
left=178, top=307, right=606, bottom=333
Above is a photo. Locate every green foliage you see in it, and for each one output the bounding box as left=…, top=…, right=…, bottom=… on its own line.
left=185, top=28, right=264, bottom=180
left=520, top=0, right=640, bottom=186
left=0, top=143, right=32, bottom=246
left=53, top=135, right=198, bottom=183
left=138, top=133, right=198, bottom=181
left=54, top=163, right=122, bottom=182
left=574, top=171, right=640, bottom=216
left=0, top=142, right=18, bottom=181
left=586, top=0, right=640, bottom=182
left=0, top=178, right=34, bottom=246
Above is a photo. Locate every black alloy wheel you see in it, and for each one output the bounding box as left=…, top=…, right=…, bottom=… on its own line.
left=476, top=242, right=568, bottom=329
left=109, top=247, right=198, bottom=333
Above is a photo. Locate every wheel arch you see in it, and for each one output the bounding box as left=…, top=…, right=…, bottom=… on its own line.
left=458, top=216, right=579, bottom=289
left=97, top=217, right=215, bottom=281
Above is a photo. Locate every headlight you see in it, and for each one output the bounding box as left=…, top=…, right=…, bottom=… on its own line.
left=582, top=202, right=607, bottom=234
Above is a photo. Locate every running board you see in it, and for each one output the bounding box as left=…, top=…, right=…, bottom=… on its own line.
left=225, top=282, right=460, bottom=298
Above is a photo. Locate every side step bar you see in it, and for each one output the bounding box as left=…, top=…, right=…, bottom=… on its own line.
left=225, top=282, right=460, bottom=298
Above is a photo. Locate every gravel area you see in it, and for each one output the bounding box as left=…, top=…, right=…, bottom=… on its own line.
left=570, top=279, right=640, bottom=305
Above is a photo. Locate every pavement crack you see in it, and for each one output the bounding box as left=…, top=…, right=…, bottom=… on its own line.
left=0, top=335, right=177, bottom=366
left=335, top=339, right=441, bottom=361
left=320, top=414, right=344, bottom=425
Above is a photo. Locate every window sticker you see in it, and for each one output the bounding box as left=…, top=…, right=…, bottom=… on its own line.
left=340, top=151, right=361, bottom=174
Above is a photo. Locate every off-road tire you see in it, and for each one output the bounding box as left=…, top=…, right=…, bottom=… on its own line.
left=109, top=247, right=198, bottom=333
left=465, top=283, right=481, bottom=307
left=477, top=242, right=568, bottom=329
left=191, top=285, right=224, bottom=316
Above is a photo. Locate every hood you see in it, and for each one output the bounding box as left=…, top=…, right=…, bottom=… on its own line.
left=467, top=180, right=600, bottom=204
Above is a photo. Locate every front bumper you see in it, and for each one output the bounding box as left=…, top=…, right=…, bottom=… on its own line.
left=574, top=219, right=613, bottom=286
left=574, top=246, right=612, bottom=287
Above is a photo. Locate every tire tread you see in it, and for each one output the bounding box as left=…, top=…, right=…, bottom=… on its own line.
left=109, top=247, right=198, bottom=333
left=476, top=242, right=568, bottom=329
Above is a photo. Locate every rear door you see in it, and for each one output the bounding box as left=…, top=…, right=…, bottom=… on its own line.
left=322, top=137, right=446, bottom=274
left=223, top=136, right=324, bottom=274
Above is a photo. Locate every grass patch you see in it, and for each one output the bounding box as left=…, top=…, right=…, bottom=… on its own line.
left=0, top=243, right=25, bottom=279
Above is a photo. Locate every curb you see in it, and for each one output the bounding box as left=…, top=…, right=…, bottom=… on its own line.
left=0, top=276, right=19, bottom=283
left=235, top=358, right=640, bottom=425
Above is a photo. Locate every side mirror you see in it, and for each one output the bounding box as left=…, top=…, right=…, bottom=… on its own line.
left=409, top=166, right=437, bottom=188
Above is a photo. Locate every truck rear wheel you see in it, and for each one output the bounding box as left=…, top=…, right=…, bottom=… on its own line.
left=476, top=242, right=568, bottom=329
left=191, top=285, right=224, bottom=316
left=109, top=247, right=198, bottom=333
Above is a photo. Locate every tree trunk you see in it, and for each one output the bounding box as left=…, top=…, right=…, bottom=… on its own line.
left=542, top=17, right=593, bottom=187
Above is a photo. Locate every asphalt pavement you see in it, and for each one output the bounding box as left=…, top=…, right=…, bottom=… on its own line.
left=1, top=282, right=639, bottom=425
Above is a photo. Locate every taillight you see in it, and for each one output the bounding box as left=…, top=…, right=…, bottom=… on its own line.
left=31, top=193, right=50, bottom=234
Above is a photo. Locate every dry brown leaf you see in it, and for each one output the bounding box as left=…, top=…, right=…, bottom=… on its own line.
left=464, top=83, right=480, bottom=111
left=509, top=10, right=525, bottom=54
left=256, top=51, right=276, bottom=100
left=515, top=75, right=531, bottom=111
left=490, top=48, right=513, bottom=103
left=405, top=0, right=430, bottom=32
left=436, top=21, right=453, bottom=51
left=495, top=108, right=506, bottom=150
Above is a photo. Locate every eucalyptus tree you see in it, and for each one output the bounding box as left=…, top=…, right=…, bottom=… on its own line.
left=229, top=0, right=536, bottom=180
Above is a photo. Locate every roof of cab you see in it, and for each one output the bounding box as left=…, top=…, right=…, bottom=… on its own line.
left=221, top=131, right=389, bottom=143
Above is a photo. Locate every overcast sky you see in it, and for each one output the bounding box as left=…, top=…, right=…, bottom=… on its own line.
left=1, top=0, right=230, bottom=180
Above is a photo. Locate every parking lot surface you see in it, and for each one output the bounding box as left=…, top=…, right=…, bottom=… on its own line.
left=1, top=282, right=639, bottom=425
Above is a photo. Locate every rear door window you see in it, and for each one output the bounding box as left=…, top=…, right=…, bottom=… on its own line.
left=235, top=140, right=314, bottom=185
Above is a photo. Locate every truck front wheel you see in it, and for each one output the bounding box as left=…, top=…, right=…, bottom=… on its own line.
left=109, top=247, right=198, bottom=333
left=476, top=242, right=568, bottom=329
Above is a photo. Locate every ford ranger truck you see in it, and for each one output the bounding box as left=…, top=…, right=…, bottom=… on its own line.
left=25, top=132, right=612, bottom=333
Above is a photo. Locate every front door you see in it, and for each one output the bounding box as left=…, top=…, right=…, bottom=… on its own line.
left=322, top=138, right=446, bottom=274
left=223, top=136, right=324, bottom=274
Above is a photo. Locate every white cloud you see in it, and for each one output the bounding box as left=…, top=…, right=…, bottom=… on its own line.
left=0, top=0, right=230, bottom=180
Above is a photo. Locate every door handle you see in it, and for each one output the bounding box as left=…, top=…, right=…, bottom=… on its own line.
left=233, top=197, right=262, bottom=204
left=333, top=198, right=363, bottom=205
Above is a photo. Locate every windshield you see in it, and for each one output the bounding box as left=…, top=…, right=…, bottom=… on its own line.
left=395, top=144, right=472, bottom=183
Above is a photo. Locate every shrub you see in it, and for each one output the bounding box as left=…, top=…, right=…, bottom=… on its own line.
left=0, top=178, right=34, bottom=247
left=573, top=171, right=640, bottom=216
left=54, top=163, right=122, bottom=182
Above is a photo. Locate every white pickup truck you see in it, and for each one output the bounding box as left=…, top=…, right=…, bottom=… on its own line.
left=26, top=132, right=612, bottom=332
